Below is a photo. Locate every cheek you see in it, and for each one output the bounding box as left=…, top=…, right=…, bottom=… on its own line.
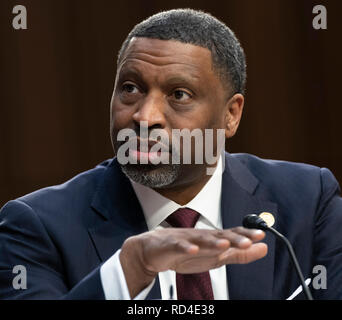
left=178, top=108, right=219, bottom=131
left=110, top=106, right=136, bottom=152
left=176, top=105, right=225, bottom=158
left=110, top=96, right=135, bottom=130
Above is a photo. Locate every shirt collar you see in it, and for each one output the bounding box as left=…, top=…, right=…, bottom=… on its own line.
left=130, top=156, right=223, bottom=230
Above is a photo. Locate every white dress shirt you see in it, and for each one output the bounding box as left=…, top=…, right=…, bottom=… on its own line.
left=100, top=156, right=229, bottom=299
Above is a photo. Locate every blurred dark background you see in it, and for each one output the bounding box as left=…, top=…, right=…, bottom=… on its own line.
left=0, top=0, right=341, bottom=206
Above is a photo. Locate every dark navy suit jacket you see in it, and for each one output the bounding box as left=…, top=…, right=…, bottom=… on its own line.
left=1, top=153, right=342, bottom=299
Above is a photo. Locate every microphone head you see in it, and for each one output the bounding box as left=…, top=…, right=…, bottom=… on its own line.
left=243, top=214, right=269, bottom=231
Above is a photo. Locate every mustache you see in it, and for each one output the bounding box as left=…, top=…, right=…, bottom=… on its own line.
left=116, top=137, right=176, bottom=153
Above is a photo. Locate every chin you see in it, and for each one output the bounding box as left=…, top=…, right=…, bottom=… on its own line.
left=120, top=163, right=181, bottom=189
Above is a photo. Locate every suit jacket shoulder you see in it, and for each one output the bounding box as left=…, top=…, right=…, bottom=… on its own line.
left=0, top=159, right=114, bottom=299
left=225, top=153, right=342, bottom=300
left=229, top=152, right=340, bottom=209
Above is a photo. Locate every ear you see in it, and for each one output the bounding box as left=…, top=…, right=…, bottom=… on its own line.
left=224, top=93, right=244, bottom=139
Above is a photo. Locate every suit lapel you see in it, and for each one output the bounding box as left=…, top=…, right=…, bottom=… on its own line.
left=222, top=154, right=278, bottom=300
left=89, top=159, right=148, bottom=261
left=88, top=158, right=162, bottom=299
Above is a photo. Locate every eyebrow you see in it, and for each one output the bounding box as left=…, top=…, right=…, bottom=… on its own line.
left=164, top=75, right=200, bottom=86
left=117, top=65, right=201, bottom=86
left=117, top=67, right=143, bottom=80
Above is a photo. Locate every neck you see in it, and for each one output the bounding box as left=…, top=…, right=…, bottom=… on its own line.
left=154, top=175, right=212, bottom=205
left=154, top=161, right=219, bottom=205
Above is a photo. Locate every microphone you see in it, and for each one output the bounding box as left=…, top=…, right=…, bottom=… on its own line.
left=243, top=214, right=269, bottom=231
left=242, top=214, right=313, bottom=300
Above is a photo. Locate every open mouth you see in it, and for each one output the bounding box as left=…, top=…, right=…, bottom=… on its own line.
left=128, top=138, right=170, bottom=164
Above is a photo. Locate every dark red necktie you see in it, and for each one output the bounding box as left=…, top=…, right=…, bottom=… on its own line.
left=166, top=208, right=214, bottom=300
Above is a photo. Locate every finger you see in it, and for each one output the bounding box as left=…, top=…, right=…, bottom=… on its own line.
left=213, top=229, right=254, bottom=248
left=220, top=243, right=268, bottom=265
left=187, top=231, right=231, bottom=250
left=170, top=238, right=200, bottom=255
left=231, top=227, right=266, bottom=242
left=215, top=238, right=231, bottom=249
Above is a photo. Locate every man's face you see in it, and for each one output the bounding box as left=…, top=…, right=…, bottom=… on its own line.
left=110, top=37, right=239, bottom=189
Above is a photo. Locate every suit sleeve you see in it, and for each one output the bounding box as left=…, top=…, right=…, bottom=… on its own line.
left=312, top=168, right=342, bottom=299
left=0, top=200, right=105, bottom=299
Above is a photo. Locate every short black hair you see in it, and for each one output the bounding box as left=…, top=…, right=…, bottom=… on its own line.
left=117, top=9, right=247, bottom=95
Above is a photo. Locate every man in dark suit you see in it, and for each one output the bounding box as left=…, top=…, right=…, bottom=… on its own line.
left=1, top=9, right=342, bottom=300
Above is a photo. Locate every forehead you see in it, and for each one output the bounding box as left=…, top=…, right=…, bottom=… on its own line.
left=118, top=37, right=216, bottom=79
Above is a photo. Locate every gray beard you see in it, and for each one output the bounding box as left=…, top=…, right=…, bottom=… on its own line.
left=120, top=163, right=182, bottom=188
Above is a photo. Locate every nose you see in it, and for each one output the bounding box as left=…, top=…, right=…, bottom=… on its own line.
left=132, top=91, right=166, bottom=130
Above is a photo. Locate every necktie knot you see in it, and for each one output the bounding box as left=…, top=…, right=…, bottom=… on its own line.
left=166, top=208, right=200, bottom=228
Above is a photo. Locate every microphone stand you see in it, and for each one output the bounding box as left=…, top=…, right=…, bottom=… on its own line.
left=267, top=226, right=313, bottom=300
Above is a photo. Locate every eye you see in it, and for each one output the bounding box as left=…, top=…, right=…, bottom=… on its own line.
left=172, top=90, right=192, bottom=101
left=122, top=83, right=139, bottom=94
